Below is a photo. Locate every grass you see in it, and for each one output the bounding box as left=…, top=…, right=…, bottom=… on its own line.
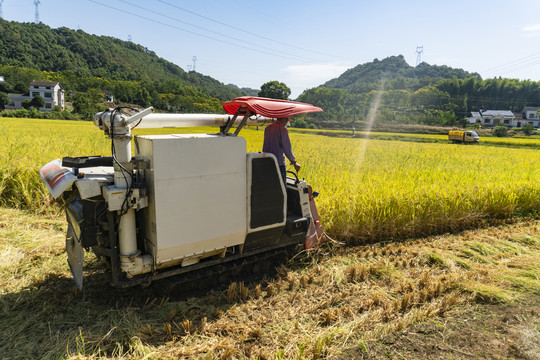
left=1, top=207, right=540, bottom=359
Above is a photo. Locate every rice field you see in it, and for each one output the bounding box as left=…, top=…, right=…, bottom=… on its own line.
left=1, top=117, right=540, bottom=242
left=2, top=117, right=540, bottom=359
left=292, top=127, right=540, bottom=148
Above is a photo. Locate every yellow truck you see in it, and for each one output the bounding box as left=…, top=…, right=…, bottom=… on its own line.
left=448, top=130, right=479, bottom=144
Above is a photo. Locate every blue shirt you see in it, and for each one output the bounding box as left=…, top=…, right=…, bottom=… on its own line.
left=262, top=121, right=296, bottom=166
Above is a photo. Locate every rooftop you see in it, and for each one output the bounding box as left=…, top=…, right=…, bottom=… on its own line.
left=470, top=110, right=514, bottom=118
left=29, top=80, right=61, bottom=88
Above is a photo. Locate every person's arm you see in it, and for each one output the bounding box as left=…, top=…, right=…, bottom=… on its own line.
left=281, top=128, right=301, bottom=172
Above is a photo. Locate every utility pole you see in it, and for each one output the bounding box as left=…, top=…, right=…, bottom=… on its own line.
left=34, top=0, right=41, bottom=23
left=192, top=56, right=197, bottom=72
left=415, top=46, right=424, bottom=66
left=0, top=0, right=4, bottom=19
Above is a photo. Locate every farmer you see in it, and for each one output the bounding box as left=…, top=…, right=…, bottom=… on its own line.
left=262, top=117, right=301, bottom=184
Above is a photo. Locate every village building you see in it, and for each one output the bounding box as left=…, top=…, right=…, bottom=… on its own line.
left=467, top=107, right=540, bottom=128
left=6, top=80, right=65, bottom=111
left=102, top=90, right=114, bottom=103
left=467, top=110, right=516, bottom=127
left=521, top=106, right=540, bottom=127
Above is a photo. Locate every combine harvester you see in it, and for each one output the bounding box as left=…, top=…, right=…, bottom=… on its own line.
left=40, top=97, right=327, bottom=290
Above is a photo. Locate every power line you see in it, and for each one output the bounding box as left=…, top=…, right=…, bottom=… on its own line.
left=483, top=51, right=540, bottom=73
left=87, top=0, right=323, bottom=64
left=157, top=0, right=356, bottom=62
left=499, top=61, right=540, bottom=78
left=227, top=0, right=312, bottom=38
left=482, top=51, right=540, bottom=77
left=490, top=59, right=540, bottom=77
left=113, top=0, right=319, bottom=64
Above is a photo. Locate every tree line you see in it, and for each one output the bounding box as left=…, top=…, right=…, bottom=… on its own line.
left=296, top=76, right=540, bottom=128
left=2, top=17, right=540, bottom=128
left=0, top=18, right=243, bottom=119
left=0, top=64, right=236, bottom=119
left=294, top=56, right=540, bottom=128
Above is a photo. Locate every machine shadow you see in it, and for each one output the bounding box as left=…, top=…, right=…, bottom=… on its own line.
left=2, top=253, right=296, bottom=309
left=1, top=246, right=320, bottom=357
left=0, top=271, right=239, bottom=356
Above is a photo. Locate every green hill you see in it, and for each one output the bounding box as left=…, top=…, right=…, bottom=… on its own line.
left=297, top=56, right=540, bottom=128
left=0, top=19, right=241, bottom=102
left=322, top=55, right=479, bottom=93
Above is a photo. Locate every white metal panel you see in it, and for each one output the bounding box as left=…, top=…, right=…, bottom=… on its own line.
left=135, top=134, right=247, bottom=265
left=73, top=167, right=113, bottom=199
left=135, top=114, right=274, bottom=129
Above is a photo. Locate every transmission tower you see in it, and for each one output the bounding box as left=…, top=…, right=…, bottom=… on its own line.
left=192, top=56, right=197, bottom=72
left=415, top=46, right=424, bottom=66
left=34, top=0, right=41, bottom=23
left=0, top=0, right=4, bottom=19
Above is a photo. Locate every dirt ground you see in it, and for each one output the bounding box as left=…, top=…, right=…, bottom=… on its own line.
left=340, top=296, right=540, bottom=360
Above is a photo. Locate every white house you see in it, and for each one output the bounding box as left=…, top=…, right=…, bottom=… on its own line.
left=521, top=106, right=540, bottom=127
left=5, top=94, right=29, bottom=110
left=6, top=80, right=64, bottom=111
left=466, top=110, right=517, bottom=127
left=102, top=90, right=114, bottom=103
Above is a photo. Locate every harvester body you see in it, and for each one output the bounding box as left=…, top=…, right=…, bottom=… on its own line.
left=40, top=97, right=326, bottom=289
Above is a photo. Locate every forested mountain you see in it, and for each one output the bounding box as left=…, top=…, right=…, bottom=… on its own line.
left=0, top=19, right=241, bottom=104
left=296, top=56, right=540, bottom=128
left=226, top=84, right=259, bottom=97
left=323, top=55, right=479, bottom=93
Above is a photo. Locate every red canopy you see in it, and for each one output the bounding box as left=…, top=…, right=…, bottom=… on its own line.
left=223, top=96, right=323, bottom=119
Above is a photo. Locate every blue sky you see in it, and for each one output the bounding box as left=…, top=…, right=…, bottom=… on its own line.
left=2, top=0, right=540, bottom=98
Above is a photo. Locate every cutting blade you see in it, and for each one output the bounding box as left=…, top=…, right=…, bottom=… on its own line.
left=66, top=223, right=84, bottom=289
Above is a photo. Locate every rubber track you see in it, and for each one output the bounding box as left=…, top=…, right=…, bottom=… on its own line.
left=153, top=244, right=300, bottom=299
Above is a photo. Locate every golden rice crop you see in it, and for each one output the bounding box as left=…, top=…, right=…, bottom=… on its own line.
left=306, top=137, right=540, bottom=241
left=1, top=118, right=109, bottom=212
left=292, top=127, right=540, bottom=148
left=2, top=117, right=540, bottom=242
